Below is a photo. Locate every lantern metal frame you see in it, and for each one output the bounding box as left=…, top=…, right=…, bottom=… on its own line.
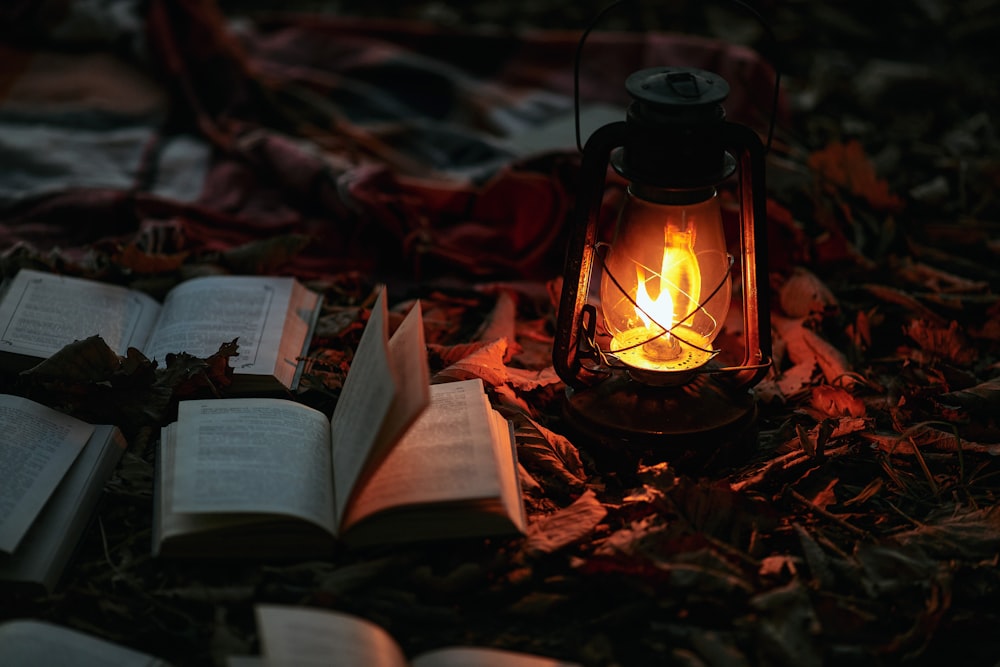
left=552, top=1, right=778, bottom=462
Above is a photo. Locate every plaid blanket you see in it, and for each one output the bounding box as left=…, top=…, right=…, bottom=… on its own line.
left=0, top=0, right=778, bottom=282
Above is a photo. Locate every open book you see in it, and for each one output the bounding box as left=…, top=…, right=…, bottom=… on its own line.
left=0, top=394, right=126, bottom=592
left=153, top=287, right=526, bottom=557
left=0, top=619, right=169, bottom=667
left=228, top=604, right=580, bottom=667
left=0, top=268, right=322, bottom=392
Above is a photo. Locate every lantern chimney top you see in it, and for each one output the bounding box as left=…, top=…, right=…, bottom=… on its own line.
left=614, top=66, right=734, bottom=189
left=627, top=67, right=729, bottom=111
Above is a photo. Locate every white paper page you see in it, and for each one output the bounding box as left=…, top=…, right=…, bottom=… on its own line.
left=0, top=425, right=125, bottom=590
left=143, top=275, right=292, bottom=374
left=255, top=604, right=407, bottom=667
left=170, top=399, right=335, bottom=533
left=353, top=297, right=430, bottom=484
left=491, top=409, right=526, bottom=532
left=0, top=395, right=94, bottom=553
left=156, top=424, right=276, bottom=549
left=0, top=269, right=160, bottom=357
left=343, top=379, right=501, bottom=525
left=0, top=620, right=166, bottom=667
left=276, top=279, right=322, bottom=389
left=329, top=288, right=398, bottom=526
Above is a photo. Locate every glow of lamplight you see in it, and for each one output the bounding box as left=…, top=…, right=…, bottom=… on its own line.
left=611, top=241, right=715, bottom=373
left=635, top=268, right=670, bottom=333
left=635, top=242, right=696, bottom=334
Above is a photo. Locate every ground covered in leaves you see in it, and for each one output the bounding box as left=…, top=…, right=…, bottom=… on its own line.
left=4, top=1, right=1000, bottom=666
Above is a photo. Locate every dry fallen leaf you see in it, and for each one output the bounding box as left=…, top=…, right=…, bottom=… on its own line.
left=894, top=257, right=990, bottom=294
left=936, top=378, right=1000, bottom=415
left=21, top=335, right=122, bottom=382
left=591, top=515, right=666, bottom=557
left=522, top=489, right=607, bottom=556
left=774, top=315, right=854, bottom=389
left=778, top=267, right=838, bottom=318
left=15, top=335, right=239, bottom=435
left=511, top=317, right=556, bottom=370
left=863, top=284, right=950, bottom=326
left=473, top=289, right=519, bottom=360
left=159, top=339, right=239, bottom=398
left=892, top=505, right=1000, bottom=561
left=430, top=337, right=509, bottom=386
left=808, top=479, right=840, bottom=511
left=511, top=413, right=587, bottom=494
left=113, top=243, right=190, bottom=274
left=802, top=329, right=854, bottom=387
left=808, top=139, right=904, bottom=212
left=861, top=423, right=1000, bottom=456
left=810, top=385, right=867, bottom=418
left=903, top=319, right=978, bottom=366
left=504, top=365, right=561, bottom=392
left=775, top=361, right=817, bottom=399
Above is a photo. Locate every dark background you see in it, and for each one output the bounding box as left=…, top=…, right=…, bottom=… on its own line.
left=3, top=2, right=1000, bottom=666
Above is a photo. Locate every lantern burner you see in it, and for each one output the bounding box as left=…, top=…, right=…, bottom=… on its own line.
left=611, top=326, right=716, bottom=383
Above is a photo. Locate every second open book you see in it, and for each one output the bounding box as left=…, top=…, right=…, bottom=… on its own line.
left=153, top=287, right=526, bottom=557
left=228, top=604, right=580, bottom=667
left=0, top=269, right=322, bottom=393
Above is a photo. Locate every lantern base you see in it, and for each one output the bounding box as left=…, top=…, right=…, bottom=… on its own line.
left=560, top=371, right=758, bottom=474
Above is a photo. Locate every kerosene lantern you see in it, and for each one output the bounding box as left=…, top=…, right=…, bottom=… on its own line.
left=553, top=49, right=774, bottom=465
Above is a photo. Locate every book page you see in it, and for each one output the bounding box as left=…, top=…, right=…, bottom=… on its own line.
left=413, top=646, right=581, bottom=667
left=341, top=379, right=502, bottom=529
left=330, top=287, right=427, bottom=527
left=0, top=269, right=160, bottom=357
left=143, top=275, right=294, bottom=375
left=255, top=604, right=408, bottom=667
left=155, top=424, right=276, bottom=553
left=340, top=296, right=431, bottom=513
left=0, top=620, right=166, bottom=667
left=0, top=425, right=125, bottom=591
left=277, top=279, right=323, bottom=389
left=170, top=399, right=335, bottom=534
left=491, top=410, right=528, bottom=534
left=0, top=395, right=94, bottom=554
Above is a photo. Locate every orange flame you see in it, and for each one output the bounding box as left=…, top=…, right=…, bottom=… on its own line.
left=633, top=240, right=700, bottom=340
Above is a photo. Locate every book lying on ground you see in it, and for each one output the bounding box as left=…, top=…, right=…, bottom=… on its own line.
left=153, top=286, right=526, bottom=557
left=0, top=394, right=126, bottom=592
left=0, top=619, right=169, bottom=667
left=0, top=268, right=322, bottom=392
left=227, top=604, right=580, bottom=667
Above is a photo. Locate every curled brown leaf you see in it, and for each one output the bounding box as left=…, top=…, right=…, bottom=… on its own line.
left=903, top=320, right=977, bottom=366
left=810, top=385, right=867, bottom=418
left=778, top=267, right=838, bottom=318
left=510, top=413, right=586, bottom=495
left=430, top=337, right=508, bottom=387
left=522, top=489, right=607, bottom=557
left=21, top=335, right=122, bottom=382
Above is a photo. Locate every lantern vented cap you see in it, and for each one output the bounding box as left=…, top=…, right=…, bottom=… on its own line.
left=626, top=67, right=729, bottom=112
left=614, top=67, right=735, bottom=189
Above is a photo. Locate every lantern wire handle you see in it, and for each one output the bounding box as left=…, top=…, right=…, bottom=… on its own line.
left=573, top=0, right=783, bottom=154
